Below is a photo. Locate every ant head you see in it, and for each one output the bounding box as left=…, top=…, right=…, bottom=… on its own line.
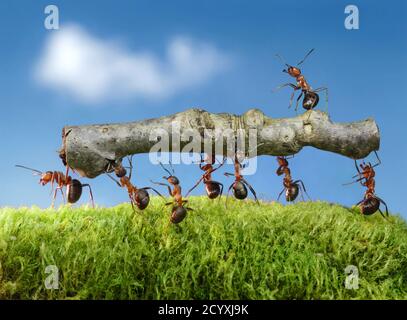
left=277, top=156, right=288, bottom=166
left=114, top=166, right=127, bottom=178
left=164, top=175, right=180, bottom=186
left=40, top=171, right=53, bottom=185
left=284, top=66, right=301, bottom=77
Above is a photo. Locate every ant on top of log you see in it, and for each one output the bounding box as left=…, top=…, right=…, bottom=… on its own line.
left=274, top=48, right=328, bottom=112
left=151, top=161, right=193, bottom=224
left=15, top=164, right=94, bottom=208
left=106, top=155, right=163, bottom=211
left=185, top=153, right=225, bottom=200
left=344, top=151, right=389, bottom=219
left=275, top=156, right=310, bottom=202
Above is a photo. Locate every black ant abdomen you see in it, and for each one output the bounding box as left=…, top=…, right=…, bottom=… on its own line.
left=205, top=182, right=221, bottom=199
left=171, top=206, right=187, bottom=224
left=233, top=181, right=248, bottom=200
left=286, top=183, right=299, bottom=202
left=67, top=179, right=83, bottom=203
left=135, top=188, right=150, bottom=210
left=359, top=197, right=380, bottom=215
left=303, top=91, right=319, bottom=110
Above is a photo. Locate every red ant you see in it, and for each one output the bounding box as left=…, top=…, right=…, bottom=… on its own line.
left=276, top=156, right=310, bottom=202
left=275, top=49, right=328, bottom=112
left=344, top=151, right=388, bottom=218
left=224, top=151, right=259, bottom=204
left=106, top=156, right=163, bottom=211
left=185, top=153, right=225, bottom=199
left=151, top=161, right=193, bottom=224
left=15, top=164, right=94, bottom=208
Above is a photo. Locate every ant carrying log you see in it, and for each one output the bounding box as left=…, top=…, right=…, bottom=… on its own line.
left=344, top=151, right=389, bottom=219
left=274, top=48, right=328, bottom=112
left=276, top=156, right=310, bottom=202
left=15, top=164, right=94, bottom=208
left=106, top=156, right=163, bottom=211
left=185, top=153, right=225, bottom=199
left=151, top=161, right=193, bottom=224
left=224, top=149, right=259, bottom=204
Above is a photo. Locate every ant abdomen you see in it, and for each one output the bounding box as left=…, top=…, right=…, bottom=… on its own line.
left=205, top=182, right=221, bottom=199
left=286, top=184, right=299, bottom=202
left=359, top=197, right=380, bottom=215
left=171, top=206, right=187, bottom=224
left=135, top=189, right=150, bottom=210
left=233, top=181, right=248, bottom=200
left=303, top=91, right=319, bottom=110
left=67, top=179, right=82, bottom=203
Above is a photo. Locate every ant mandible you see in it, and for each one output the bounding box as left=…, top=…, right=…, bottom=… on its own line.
left=185, top=153, right=225, bottom=199
left=224, top=149, right=259, bottom=204
left=106, top=156, right=163, bottom=211
left=344, top=151, right=389, bottom=219
left=276, top=156, right=310, bottom=202
left=151, top=161, right=193, bottom=224
left=15, top=164, right=94, bottom=208
left=274, top=48, right=328, bottom=112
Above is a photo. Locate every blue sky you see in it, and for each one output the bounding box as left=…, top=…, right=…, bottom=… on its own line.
left=0, top=0, right=406, bottom=219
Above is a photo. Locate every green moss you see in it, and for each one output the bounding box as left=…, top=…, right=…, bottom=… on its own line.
left=0, top=197, right=406, bottom=299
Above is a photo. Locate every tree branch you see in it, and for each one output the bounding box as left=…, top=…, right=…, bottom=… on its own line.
left=60, top=108, right=380, bottom=178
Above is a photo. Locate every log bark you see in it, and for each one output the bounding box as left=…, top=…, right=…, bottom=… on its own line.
left=60, top=108, right=380, bottom=178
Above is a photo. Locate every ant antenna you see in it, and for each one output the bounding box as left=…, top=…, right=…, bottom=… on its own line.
left=169, top=159, right=175, bottom=174
left=374, top=151, right=381, bottom=166
left=159, top=162, right=173, bottom=177
left=15, top=165, right=43, bottom=175
left=106, top=173, right=121, bottom=187
left=275, top=53, right=290, bottom=67
left=297, top=48, right=315, bottom=66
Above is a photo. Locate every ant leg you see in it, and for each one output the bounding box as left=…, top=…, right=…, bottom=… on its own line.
left=142, top=187, right=165, bottom=199
left=211, top=181, right=224, bottom=200
left=293, top=180, right=311, bottom=200
left=82, top=184, right=95, bottom=208
left=224, top=172, right=234, bottom=177
left=58, top=186, right=66, bottom=204
left=185, top=176, right=204, bottom=198
left=107, top=173, right=122, bottom=187
left=51, top=187, right=58, bottom=208
left=241, top=178, right=259, bottom=204
left=225, top=183, right=234, bottom=207
left=150, top=180, right=172, bottom=196
left=49, top=172, right=56, bottom=197
left=371, top=151, right=382, bottom=168
left=295, top=91, right=303, bottom=112
left=127, top=155, right=134, bottom=181
left=376, top=196, right=389, bottom=217
left=378, top=209, right=387, bottom=220
left=314, top=87, right=328, bottom=113
left=277, top=188, right=285, bottom=201
left=273, top=83, right=298, bottom=92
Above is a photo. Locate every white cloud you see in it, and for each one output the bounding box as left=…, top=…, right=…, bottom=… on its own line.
left=34, top=24, right=230, bottom=104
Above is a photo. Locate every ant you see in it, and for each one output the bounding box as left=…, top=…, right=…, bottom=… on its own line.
left=106, top=156, right=163, bottom=211
left=224, top=149, right=259, bottom=204
left=185, top=153, right=225, bottom=199
left=344, top=151, right=388, bottom=219
left=276, top=156, right=310, bottom=202
left=275, top=48, right=328, bottom=112
left=15, top=164, right=94, bottom=208
left=151, top=161, right=193, bottom=224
